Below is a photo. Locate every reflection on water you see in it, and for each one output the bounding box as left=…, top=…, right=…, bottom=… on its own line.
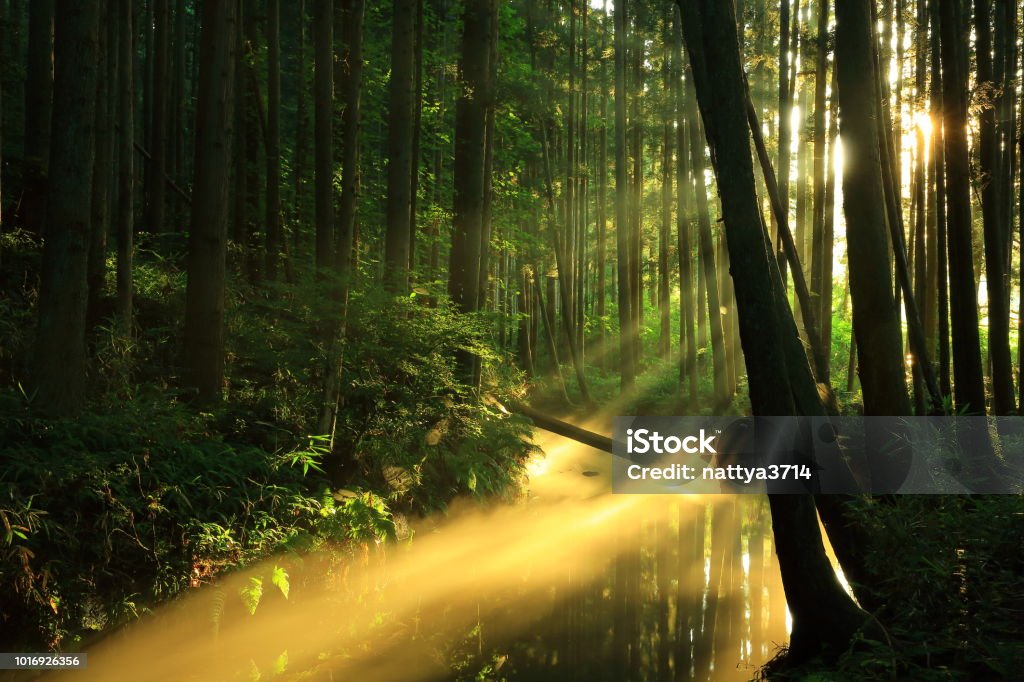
left=472, top=496, right=790, bottom=682
left=44, top=426, right=791, bottom=682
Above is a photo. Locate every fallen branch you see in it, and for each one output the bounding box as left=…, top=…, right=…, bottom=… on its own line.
left=504, top=399, right=614, bottom=454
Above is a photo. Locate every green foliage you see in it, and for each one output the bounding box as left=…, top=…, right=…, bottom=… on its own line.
left=337, top=292, right=536, bottom=511
left=822, top=496, right=1024, bottom=680
left=0, top=233, right=534, bottom=651
left=0, top=390, right=373, bottom=648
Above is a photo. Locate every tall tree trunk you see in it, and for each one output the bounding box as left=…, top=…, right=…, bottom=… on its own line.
left=658, top=20, right=672, bottom=360
left=834, top=0, right=912, bottom=416
left=383, top=0, right=416, bottom=293
left=678, top=0, right=873, bottom=663
left=144, top=0, right=168, bottom=233
left=116, top=0, right=135, bottom=330
left=408, top=0, right=425, bottom=274
left=183, top=0, right=237, bottom=404
left=448, top=0, right=495, bottom=384
left=31, top=0, right=101, bottom=416
left=88, top=0, right=113, bottom=331
left=241, top=1, right=261, bottom=284
left=673, top=4, right=697, bottom=405
left=629, top=5, right=644, bottom=368
left=975, top=0, right=1014, bottom=413
left=337, top=0, right=365, bottom=275
left=477, top=4, right=498, bottom=323
left=809, top=0, right=830, bottom=381
left=265, top=0, right=282, bottom=281
left=686, top=69, right=728, bottom=406
left=613, top=0, right=635, bottom=391
left=292, top=0, right=309, bottom=253
left=313, top=0, right=333, bottom=272
left=596, top=1, right=609, bottom=369
left=939, top=0, right=987, bottom=414
left=776, top=0, right=792, bottom=284
left=23, top=0, right=54, bottom=234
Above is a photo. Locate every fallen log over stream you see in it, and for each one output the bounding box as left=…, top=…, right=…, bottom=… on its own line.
left=504, top=399, right=615, bottom=454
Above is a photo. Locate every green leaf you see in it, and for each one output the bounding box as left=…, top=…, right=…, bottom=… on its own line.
left=272, top=650, right=289, bottom=676
left=240, top=577, right=264, bottom=615
left=271, top=565, right=290, bottom=599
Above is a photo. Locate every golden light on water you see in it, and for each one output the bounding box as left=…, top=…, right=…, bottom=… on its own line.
left=44, top=420, right=806, bottom=682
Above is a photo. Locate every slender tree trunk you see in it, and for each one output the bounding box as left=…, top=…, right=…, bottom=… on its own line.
left=776, top=0, right=792, bottom=284
left=939, top=0, right=987, bottom=414
left=678, top=0, right=872, bottom=663
left=313, top=0, right=333, bottom=272
left=183, top=0, right=237, bottom=404
left=144, top=0, right=168, bottom=233
left=337, top=0, right=364, bottom=275
left=88, top=0, right=113, bottom=331
left=674, top=4, right=697, bottom=405
left=834, top=0, right=912, bottom=416
left=241, top=2, right=261, bottom=284
left=809, top=0, right=830, bottom=381
left=116, top=0, right=135, bottom=330
left=448, top=0, right=495, bottom=384
left=659, top=22, right=672, bottom=360
left=629, top=5, right=644, bottom=368
left=614, top=0, right=635, bottom=391
left=596, top=1, right=609, bottom=369
left=477, top=4, right=498, bottom=323
left=975, top=0, right=1014, bottom=413
left=408, top=0, right=425, bottom=274
left=265, top=0, right=282, bottom=281
left=383, top=0, right=416, bottom=293
left=31, top=0, right=101, bottom=416
left=23, top=0, right=54, bottom=234
left=686, top=68, right=728, bottom=406
left=292, top=0, right=309, bottom=253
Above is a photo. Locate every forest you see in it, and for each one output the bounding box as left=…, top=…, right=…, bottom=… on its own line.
left=0, top=0, right=1022, bottom=680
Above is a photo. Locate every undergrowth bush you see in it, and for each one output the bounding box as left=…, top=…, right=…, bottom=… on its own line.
left=0, top=236, right=535, bottom=650
left=0, top=389, right=395, bottom=648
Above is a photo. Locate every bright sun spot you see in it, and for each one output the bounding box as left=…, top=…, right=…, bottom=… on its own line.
left=914, top=110, right=933, bottom=137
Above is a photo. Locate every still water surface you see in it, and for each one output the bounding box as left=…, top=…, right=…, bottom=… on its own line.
left=56, top=422, right=794, bottom=682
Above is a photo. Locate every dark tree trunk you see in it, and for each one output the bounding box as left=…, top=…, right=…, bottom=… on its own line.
left=809, top=0, right=830, bottom=382
left=975, top=0, right=1014, bottom=414
left=88, top=0, right=114, bottom=331
left=116, top=0, right=135, bottom=330
left=448, top=0, right=495, bottom=384
left=292, top=0, right=309, bottom=252
left=265, top=0, right=282, bottom=281
left=596, top=2, right=609, bottom=369
left=613, top=0, right=635, bottom=391
left=673, top=4, right=697, bottom=406
left=685, top=69, right=728, bottom=406
left=834, top=0, right=911, bottom=416
left=336, top=0, right=364, bottom=276
left=25, top=0, right=54, bottom=167
left=658, top=21, right=672, bottom=360
left=183, top=0, right=237, bottom=404
left=22, top=0, right=54, bottom=234
left=383, top=0, right=417, bottom=293
left=939, top=0, right=986, bottom=414
left=408, top=0, right=425, bottom=273
left=31, top=0, right=101, bottom=416
left=313, top=0, right=333, bottom=271
left=144, top=0, right=168, bottom=233
left=677, top=0, right=873, bottom=664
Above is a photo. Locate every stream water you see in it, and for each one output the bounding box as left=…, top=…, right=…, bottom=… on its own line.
left=51, top=421, right=794, bottom=682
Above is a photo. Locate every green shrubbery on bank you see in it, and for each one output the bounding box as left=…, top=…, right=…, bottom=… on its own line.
left=0, top=231, right=534, bottom=649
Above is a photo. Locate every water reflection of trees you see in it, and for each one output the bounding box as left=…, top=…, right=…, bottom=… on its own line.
left=476, top=497, right=791, bottom=682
